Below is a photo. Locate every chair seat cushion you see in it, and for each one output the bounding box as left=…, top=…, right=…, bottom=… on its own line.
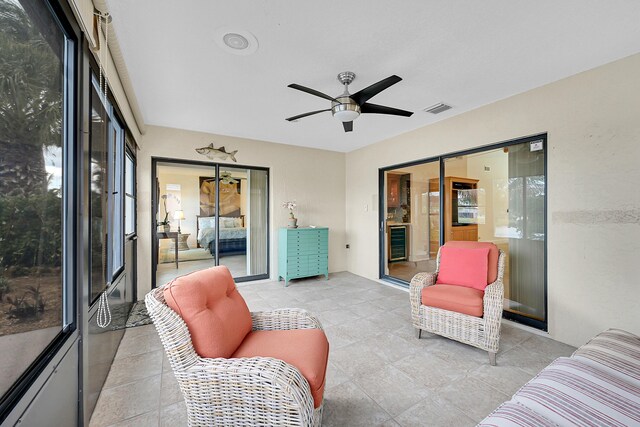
left=232, top=329, right=329, bottom=408
left=436, top=245, right=490, bottom=290
left=421, top=284, right=484, bottom=317
left=164, top=266, right=252, bottom=359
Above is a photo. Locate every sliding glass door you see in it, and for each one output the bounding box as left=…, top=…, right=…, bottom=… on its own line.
left=153, top=159, right=268, bottom=288
left=380, top=135, right=547, bottom=329
left=380, top=160, right=440, bottom=282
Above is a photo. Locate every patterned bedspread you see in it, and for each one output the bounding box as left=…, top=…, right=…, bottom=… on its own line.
left=198, top=227, right=247, bottom=249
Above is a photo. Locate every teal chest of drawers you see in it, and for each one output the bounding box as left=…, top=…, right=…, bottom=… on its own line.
left=278, top=227, right=329, bottom=286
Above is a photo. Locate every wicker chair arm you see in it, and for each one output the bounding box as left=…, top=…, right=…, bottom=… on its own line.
left=483, top=249, right=506, bottom=323
left=482, top=279, right=504, bottom=322
left=409, top=272, right=437, bottom=314
left=251, top=308, right=324, bottom=331
left=183, top=356, right=316, bottom=426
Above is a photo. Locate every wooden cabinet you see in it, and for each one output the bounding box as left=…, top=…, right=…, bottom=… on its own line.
left=278, top=227, right=329, bottom=287
left=428, top=180, right=440, bottom=257
left=451, top=226, right=478, bottom=241
left=429, top=177, right=479, bottom=253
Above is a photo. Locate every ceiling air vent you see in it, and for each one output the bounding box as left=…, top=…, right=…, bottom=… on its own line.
left=423, top=103, right=452, bottom=114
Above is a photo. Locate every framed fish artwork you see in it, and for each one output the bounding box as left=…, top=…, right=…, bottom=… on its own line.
left=195, top=144, right=238, bottom=162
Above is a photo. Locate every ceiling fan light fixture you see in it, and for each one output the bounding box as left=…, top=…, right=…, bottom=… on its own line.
left=333, top=109, right=359, bottom=122
left=332, top=100, right=360, bottom=122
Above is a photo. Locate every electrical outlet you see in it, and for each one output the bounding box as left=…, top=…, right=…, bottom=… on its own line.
left=364, top=203, right=368, bottom=212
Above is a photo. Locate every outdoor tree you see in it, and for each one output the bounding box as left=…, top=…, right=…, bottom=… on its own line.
left=0, top=0, right=63, bottom=271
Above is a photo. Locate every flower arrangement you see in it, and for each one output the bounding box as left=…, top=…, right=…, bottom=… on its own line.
left=158, top=195, right=171, bottom=226
left=282, top=201, right=298, bottom=228
left=282, top=201, right=296, bottom=218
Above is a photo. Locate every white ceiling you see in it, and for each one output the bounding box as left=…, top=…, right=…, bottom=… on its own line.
left=106, top=1, right=640, bottom=153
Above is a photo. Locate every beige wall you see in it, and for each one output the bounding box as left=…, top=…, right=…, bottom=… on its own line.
left=346, top=53, right=640, bottom=347
left=137, top=126, right=346, bottom=296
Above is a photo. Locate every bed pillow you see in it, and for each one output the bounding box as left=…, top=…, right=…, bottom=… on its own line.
left=199, top=216, right=215, bottom=229
left=221, top=218, right=237, bottom=228
left=233, top=217, right=244, bottom=228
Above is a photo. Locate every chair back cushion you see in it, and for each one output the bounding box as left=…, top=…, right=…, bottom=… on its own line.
left=440, top=241, right=500, bottom=285
left=163, top=266, right=252, bottom=358
left=436, top=244, right=490, bottom=290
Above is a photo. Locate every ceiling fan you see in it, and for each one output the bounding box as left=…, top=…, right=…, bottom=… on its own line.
left=286, top=71, right=413, bottom=132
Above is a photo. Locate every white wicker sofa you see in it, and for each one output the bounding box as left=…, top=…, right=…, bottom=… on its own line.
left=478, top=328, right=640, bottom=426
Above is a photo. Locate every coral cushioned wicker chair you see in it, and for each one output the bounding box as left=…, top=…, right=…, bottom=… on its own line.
left=410, top=241, right=505, bottom=365
left=145, top=266, right=328, bottom=426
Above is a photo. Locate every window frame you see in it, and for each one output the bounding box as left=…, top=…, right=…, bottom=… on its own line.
left=124, top=145, right=137, bottom=237
left=109, top=113, right=125, bottom=279
left=88, top=74, right=127, bottom=305
left=0, top=0, right=79, bottom=420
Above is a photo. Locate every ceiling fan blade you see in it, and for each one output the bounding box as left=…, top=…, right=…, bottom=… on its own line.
left=288, top=84, right=338, bottom=102
left=360, top=102, right=413, bottom=117
left=342, top=121, right=353, bottom=132
left=351, top=75, right=402, bottom=105
left=285, top=109, right=331, bottom=122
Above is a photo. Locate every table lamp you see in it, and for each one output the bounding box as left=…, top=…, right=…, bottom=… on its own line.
left=173, top=210, right=185, bottom=233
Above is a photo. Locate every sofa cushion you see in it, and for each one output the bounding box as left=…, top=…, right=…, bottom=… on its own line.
left=512, top=357, right=640, bottom=426
left=478, top=401, right=558, bottom=427
left=573, top=328, right=640, bottom=386
left=442, top=241, right=500, bottom=284
left=422, top=284, right=484, bottom=317
left=436, top=245, right=490, bottom=290
left=232, top=329, right=330, bottom=408
left=163, top=266, right=252, bottom=358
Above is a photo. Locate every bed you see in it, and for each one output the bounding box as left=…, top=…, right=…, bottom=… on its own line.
left=197, top=215, right=246, bottom=256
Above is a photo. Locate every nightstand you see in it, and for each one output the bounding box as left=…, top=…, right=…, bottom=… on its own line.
left=177, top=233, right=190, bottom=251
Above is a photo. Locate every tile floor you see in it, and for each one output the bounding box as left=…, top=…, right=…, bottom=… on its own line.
left=89, top=272, right=576, bottom=427
left=156, top=255, right=247, bottom=287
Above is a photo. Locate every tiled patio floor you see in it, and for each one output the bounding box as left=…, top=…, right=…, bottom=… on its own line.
left=89, top=272, right=575, bottom=427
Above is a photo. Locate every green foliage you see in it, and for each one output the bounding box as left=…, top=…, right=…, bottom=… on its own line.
left=0, top=275, right=10, bottom=299
left=0, top=189, right=62, bottom=269
left=6, top=284, right=46, bottom=319
left=0, top=0, right=63, bottom=148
